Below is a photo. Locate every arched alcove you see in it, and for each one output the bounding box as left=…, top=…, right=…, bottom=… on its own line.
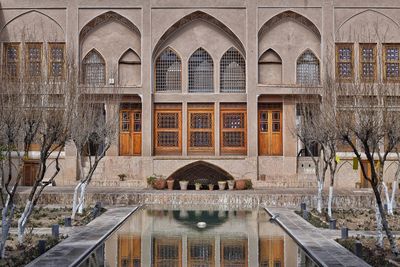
left=118, top=49, right=141, bottom=86
left=259, top=49, right=282, bottom=84
left=168, top=161, right=234, bottom=189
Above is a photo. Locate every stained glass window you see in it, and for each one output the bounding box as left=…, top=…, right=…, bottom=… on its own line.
left=384, top=44, right=400, bottom=81
left=220, top=48, right=245, bottom=93
left=83, top=50, right=105, bottom=85
left=296, top=50, right=320, bottom=85
left=336, top=44, right=353, bottom=80
left=155, top=48, right=181, bottom=92
left=188, top=48, right=214, bottom=93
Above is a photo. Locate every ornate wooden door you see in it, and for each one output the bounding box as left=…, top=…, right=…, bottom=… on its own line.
left=120, top=109, right=142, bottom=156
left=258, top=104, right=283, bottom=156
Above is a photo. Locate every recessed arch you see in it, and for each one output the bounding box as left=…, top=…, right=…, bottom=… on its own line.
left=79, top=11, right=140, bottom=44
left=118, top=48, right=141, bottom=86
left=167, top=161, right=234, bottom=188
left=154, top=46, right=182, bottom=92
left=119, top=48, right=141, bottom=63
left=82, top=49, right=106, bottom=85
left=258, top=49, right=282, bottom=84
left=220, top=47, right=246, bottom=93
left=188, top=47, right=214, bottom=93
left=258, top=10, right=321, bottom=40
left=153, top=11, right=245, bottom=59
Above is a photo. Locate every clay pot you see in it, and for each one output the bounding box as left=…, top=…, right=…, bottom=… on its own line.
left=167, top=180, right=174, bottom=190
left=235, top=179, right=246, bottom=190
left=179, top=181, right=189, bottom=190
left=153, top=178, right=166, bottom=190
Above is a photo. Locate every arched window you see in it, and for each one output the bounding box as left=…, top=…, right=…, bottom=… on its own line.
left=296, top=50, right=320, bottom=85
left=220, top=48, right=245, bottom=93
left=83, top=50, right=105, bottom=85
left=188, top=48, right=214, bottom=93
left=155, top=48, right=182, bottom=92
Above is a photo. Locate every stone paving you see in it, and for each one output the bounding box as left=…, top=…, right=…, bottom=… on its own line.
left=26, top=206, right=138, bottom=267
left=266, top=207, right=371, bottom=267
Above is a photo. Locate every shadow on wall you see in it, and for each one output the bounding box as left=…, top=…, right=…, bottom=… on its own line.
left=167, top=161, right=234, bottom=186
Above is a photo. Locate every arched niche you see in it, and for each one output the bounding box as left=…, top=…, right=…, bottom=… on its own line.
left=258, top=11, right=321, bottom=85
left=259, top=49, right=282, bottom=84
left=0, top=10, right=64, bottom=42
left=79, top=11, right=141, bottom=84
left=118, top=49, right=141, bottom=86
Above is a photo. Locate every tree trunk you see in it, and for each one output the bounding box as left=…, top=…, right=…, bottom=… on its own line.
left=382, top=182, right=391, bottom=214
left=375, top=202, right=384, bottom=248
left=17, top=200, right=34, bottom=244
left=372, top=185, right=399, bottom=255
left=78, top=182, right=87, bottom=214
left=328, top=185, right=334, bottom=218
left=317, top=179, right=323, bottom=213
left=390, top=180, right=397, bottom=215
left=0, top=197, right=14, bottom=258
left=71, top=181, right=83, bottom=220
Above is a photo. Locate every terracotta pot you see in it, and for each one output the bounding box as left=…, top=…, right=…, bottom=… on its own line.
left=153, top=178, right=166, bottom=190
left=167, top=180, right=174, bottom=190
left=235, top=179, right=246, bottom=190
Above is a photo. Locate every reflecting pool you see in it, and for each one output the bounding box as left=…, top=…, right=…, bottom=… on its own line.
left=102, top=205, right=318, bottom=267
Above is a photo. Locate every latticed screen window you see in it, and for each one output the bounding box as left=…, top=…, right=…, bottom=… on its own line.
left=83, top=50, right=105, bottom=85
left=26, top=43, right=42, bottom=78
left=336, top=44, right=353, bottom=80
left=188, top=48, right=214, bottom=93
left=221, top=104, right=247, bottom=155
left=189, top=239, right=214, bottom=265
left=49, top=43, right=65, bottom=78
left=220, top=47, right=245, bottom=93
left=384, top=44, right=400, bottom=81
left=155, top=48, right=181, bottom=92
left=154, top=105, right=182, bottom=155
left=3, top=43, right=20, bottom=78
left=153, top=238, right=181, bottom=266
left=296, top=50, right=320, bottom=85
left=188, top=105, right=214, bottom=154
left=359, top=44, right=376, bottom=81
left=221, top=239, right=247, bottom=266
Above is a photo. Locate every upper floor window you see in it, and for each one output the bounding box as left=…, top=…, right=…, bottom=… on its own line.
left=336, top=44, right=354, bottom=81
left=155, top=48, right=181, bottom=92
left=26, top=43, right=42, bottom=79
left=3, top=43, right=20, bottom=79
left=83, top=49, right=105, bottom=85
left=383, top=44, right=400, bottom=82
left=220, top=47, right=245, bottom=93
left=296, top=50, right=320, bottom=86
left=188, top=48, right=213, bottom=93
left=49, top=43, right=65, bottom=79
left=359, top=44, right=376, bottom=82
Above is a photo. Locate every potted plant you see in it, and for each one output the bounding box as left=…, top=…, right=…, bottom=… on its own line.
left=179, top=180, right=189, bottom=190
left=236, top=179, right=253, bottom=190
left=227, top=180, right=235, bottom=190
left=153, top=175, right=166, bottom=190
left=195, top=182, right=201, bottom=191
left=218, top=181, right=226, bottom=190
left=167, top=179, right=174, bottom=190
left=147, top=174, right=157, bottom=189
left=208, top=183, right=214, bottom=191
left=118, top=173, right=127, bottom=181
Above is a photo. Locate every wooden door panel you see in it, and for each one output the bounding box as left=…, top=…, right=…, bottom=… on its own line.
left=258, top=107, right=282, bottom=156
left=120, top=133, right=132, bottom=156
left=133, top=133, right=141, bottom=155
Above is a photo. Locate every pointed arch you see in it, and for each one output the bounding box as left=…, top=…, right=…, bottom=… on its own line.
left=79, top=11, right=140, bottom=44
left=258, top=11, right=321, bottom=40
left=118, top=48, right=141, bottom=86
left=82, top=49, right=105, bottom=85
left=258, top=49, right=282, bottom=84
left=296, top=49, right=320, bottom=85
left=220, top=47, right=246, bottom=93
left=188, top=48, right=214, bottom=93
left=153, top=11, right=245, bottom=59
left=155, top=47, right=182, bottom=92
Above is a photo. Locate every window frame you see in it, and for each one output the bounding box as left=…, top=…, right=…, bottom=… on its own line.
left=188, top=48, right=214, bottom=93
left=187, top=105, right=215, bottom=155
left=25, top=42, right=43, bottom=79
left=220, top=47, right=246, bottom=93
left=3, top=42, right=20, bottom=79
left=48, top=42, right=65, bottom=80
left=220, top=104, right=247, bottom=155
left=154, top=104, right=182, bottom=155
left=154, top=47, right=182, bottom=92
left=296, top=50, right=320, bottom=86
left=335, top=43, right=354, bottom=82
left=82, top=49, right=106, bottom=85
left=359, top=43, right=377, bottom=82
left=383, top=43, right=400, bottom=82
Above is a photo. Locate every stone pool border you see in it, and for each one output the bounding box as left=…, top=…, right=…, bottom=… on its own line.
left=265, top=207, right=371, bottom=267
left=26, top=206, right=139, bottom=267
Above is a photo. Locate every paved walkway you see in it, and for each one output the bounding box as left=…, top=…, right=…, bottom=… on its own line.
left=266, top=207, right=371, bottom=267
left=26, top=206, right=138, bottom=267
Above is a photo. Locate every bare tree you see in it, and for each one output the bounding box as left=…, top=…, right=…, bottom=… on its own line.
left=71, top=89, right=119, bottom=220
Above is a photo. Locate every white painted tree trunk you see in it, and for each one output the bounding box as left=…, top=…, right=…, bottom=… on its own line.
left=0, top=196, right=14, bottom=258
left=375, top=203, right=384, bottom=248
left=382, top=182, right=391, bottom=214
left=71, top=182, right=83, bottom=220
left=17, top=200, right=34, bottom=244
left=389, top=180, right=397, bottom=215
left=327, top=185, right=334, bottom=218
left=317, top=179, right=323, bottom=213
left=78, top=182, right=87, bottom=214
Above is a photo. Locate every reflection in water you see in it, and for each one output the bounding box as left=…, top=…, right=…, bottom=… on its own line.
left=103, top=206, right=318, bottom=267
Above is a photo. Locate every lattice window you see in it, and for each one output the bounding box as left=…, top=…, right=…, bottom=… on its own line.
left=188, top=106, right=214, bottom=153
left=336, top=44, right=353, bottom=80
left=154, top=105, right=182, bottom=155
left=155, top=48, right=182, bottom=92
left=221, top=105, right=247, bottom=155
left=49, top=43, right=65, bottom=79
left=188, top=48, right=214, bottom=93
left=221, top=239, right=247, bottom=266
left=189, top=239, right=214, bottom=265
left=384, top=44, right=400, bottom=81
left=26, top=43, right=42, bottom=78
left=3, top=43, right=20, bottom=79
left=83, top=50, right=105, bottom=85
left=296, top=50, right=320, bottom=85
left=220, top=47, right=245, bottom=93
left=359, top=44, right=376, bottom=81
left=153, top=238, right=181, bottom=267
